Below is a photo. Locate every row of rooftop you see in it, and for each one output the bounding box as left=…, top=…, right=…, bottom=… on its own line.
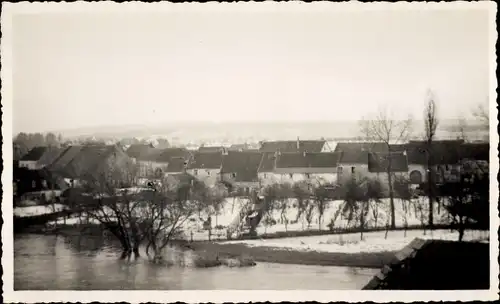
left=17, top=139, right=489, bottom=184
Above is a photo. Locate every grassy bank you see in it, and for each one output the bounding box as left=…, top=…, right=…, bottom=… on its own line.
left=189, top=241, right=394, bottom=269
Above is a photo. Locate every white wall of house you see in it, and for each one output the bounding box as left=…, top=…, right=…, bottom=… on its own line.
left=19, top=160, right=42, bottom=170
left=257, top=171, right=337, bottom=186
left=337, top=163, right=369, bottom=181
left=186, top=168, right=221, bottom=188
left=258, top=172, right=279, bottom=187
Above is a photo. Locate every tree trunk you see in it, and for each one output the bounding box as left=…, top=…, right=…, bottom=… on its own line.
left=458, top=227, right=464, bottom=242
left=427, top=159, right=434, bottom=228
left=133, top=246, right=140, bottom=258
left=458, top=217, right=465, bottom=242
left=387, top=171, right=396, bottom=229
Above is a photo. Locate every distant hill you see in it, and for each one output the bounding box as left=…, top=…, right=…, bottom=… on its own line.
left=48, top=119, right=488, bottom=145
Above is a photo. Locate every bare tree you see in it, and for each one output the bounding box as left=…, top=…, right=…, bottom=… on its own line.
left=393, top=175, right=414, bottom=237
left=292, top=181, right=312, bottom=224
left=473, top=101, right=489, bottom=127
left=143, top=176, right=214, bottom=262
left=261, top=184, right=279, bottom=234
left=69, top=162, right=148, bottom=260
left=340, top=177, right=372, bottom=240
left=422, top=91, right=439, bottom=228
left=360, top=106, right=412, bottom=229
left=276, top=183, right=292, bottom=231
left=313, top=183, right=332, bottom=230
left=366, top=178, right=385, bottom=229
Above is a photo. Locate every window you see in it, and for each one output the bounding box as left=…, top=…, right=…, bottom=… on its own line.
left=289, top=173, right=293, bottom=178
left=446, top=165, right=450, bottom=171
left=194, top=169, right=198, bottom=175
left=232, top=173, right=237, bottom=178
left=207, top=170, right=211, bottom=176
left=263, top=173, right=267, bottom=178
left=351, top=167, right=356, bottom=174
left=305, top=173, right=311, bottom=179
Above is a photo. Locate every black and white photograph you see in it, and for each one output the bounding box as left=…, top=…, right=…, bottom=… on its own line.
left=1, top=1, right=498, bottom=302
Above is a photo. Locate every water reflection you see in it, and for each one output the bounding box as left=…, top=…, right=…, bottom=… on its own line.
left=15, top=234, right=378, bottom=290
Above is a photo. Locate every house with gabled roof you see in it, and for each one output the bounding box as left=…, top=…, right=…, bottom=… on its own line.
left=404, top=140, right=465, bottom=184
left=186, top=151, right=224, bottom=187
left=273, top=152, right=342, bottom=185
left=257, top=151, right=342, bottom=186
left=49, top=144, right=133, bottom=187
left=335, top=142, right=410, bottom=185
left=259, top=138, right=330, bottom=153
left=367, top=151, right=409, bottom=185
left=220, top=151, right=263, bottom=193
left=19, top=146, right=64, bottom=170
left=127, top=145, right=193, bottom=179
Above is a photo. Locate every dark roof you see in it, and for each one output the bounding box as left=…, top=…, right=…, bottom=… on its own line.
left=187, top=152, right=223, bottom=169
left=228, top=143, right=250, bottom=151
left=259, top=140, right=326, bottom=153
left=338, top=150, right=369, bottom=164
left=125, top=144, right=156, bottom=159
left=156, top=148, right=192, bottom=163
left=334, top=142, right=388, bottom=153
left=48, top=146, right=84, bottom=170
left=20, top=147, right=48, bottom=161
left=275, top=152, right=341, bottom=169
left=59, top=145, right=120, bottom=178
left=257, top=152, right=277, bottom=173
left=221, top=151, right=263, bottom=182
left=363, top=238, right=489, bottom=290
left=38, top=147, right=65, bottom=166
left=165, top=157, right=187, bottom=173
left=405, top=140, right=464, bottom=165
left=368, top=152, right=409, bottom=173
left=335, top=142, right=389, bottom=164
left=459, top=143, right=489, bottom=161
left=198, top=146, right=224, bottom=153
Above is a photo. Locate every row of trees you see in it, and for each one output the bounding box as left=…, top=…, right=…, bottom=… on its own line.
left=14, top=132, right=64, bottom=159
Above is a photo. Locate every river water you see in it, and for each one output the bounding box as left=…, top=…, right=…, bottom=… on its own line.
left=14, top=234, right=378, bottom=290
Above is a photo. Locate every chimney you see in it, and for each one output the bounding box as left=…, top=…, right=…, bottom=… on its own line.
left=297, top=136, right=300, bottom=150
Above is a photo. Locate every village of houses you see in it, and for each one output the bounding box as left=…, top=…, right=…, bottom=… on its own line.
left=14, top=134, right=489, bottom=246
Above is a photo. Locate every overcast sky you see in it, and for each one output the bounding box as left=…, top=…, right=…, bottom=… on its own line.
left=12, top=6, right=491, bottom=133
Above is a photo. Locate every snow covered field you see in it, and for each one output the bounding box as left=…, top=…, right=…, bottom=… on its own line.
left=253, top=196, right=447, bottom=235
left=14, top=204, right=67, bottom=217
left=222, top=229, right=490, bottom=254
